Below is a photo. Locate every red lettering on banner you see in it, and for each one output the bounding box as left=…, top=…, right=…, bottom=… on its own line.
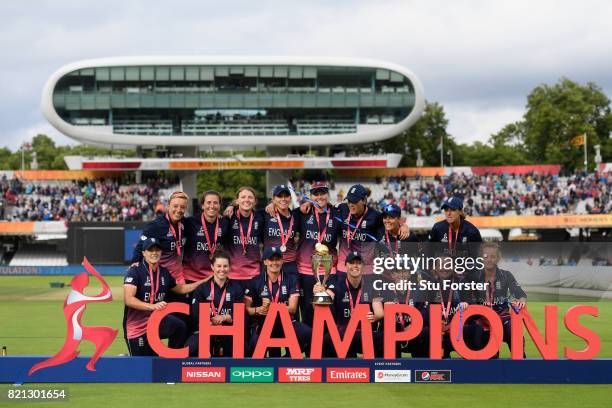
left=564, top=305, right=600, bottom=359
left=511, top=306, right=558, bottom=359
left=326, top=367, right=370, bottom=382
left=310, top=304, right=374, bottom=359
left=278, top=367, right=322, bottom=383
left=450, top=305, right=503, bottom=359
left=182, top=367, right=226, bottom=382
left=429, top=304, right=443, bottom=359
left=383, top=303, right=423, bottom=359
left=252, top=303, right=303, bottom=358
left=198, top=303, right=245, bottom=358
left=147, top=302, right=189, bottom=358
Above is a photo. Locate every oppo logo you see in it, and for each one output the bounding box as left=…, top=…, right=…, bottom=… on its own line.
left=230, top=367, right=274, bottom=382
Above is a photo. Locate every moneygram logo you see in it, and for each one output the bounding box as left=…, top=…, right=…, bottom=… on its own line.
left=415, top=370, right=452, bottom=383
left=230, top=367, right=274, bottom=383
left=182, top=367, right=225, bottom=383
left=374, top=370, right=411, bottom=383
left=279, top=367, right=322, bottom=383
left=326, top=368, right=370, bottom=383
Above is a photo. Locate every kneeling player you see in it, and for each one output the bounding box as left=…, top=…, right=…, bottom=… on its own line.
left=323, top=252, right=384, bottom=357
left=123, top=238, right=207, bottom=356
left=471, top=242, right=527, bottom=358
left=186, top=252, right=245, bottom=357
left=379, top=267, right=429, bottom=357
left=245, top=247, right=312, bottom=357
left=422, top=255, right=484, bottom=358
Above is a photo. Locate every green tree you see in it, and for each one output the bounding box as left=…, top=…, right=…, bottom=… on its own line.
left=522, top=78, right=612, bottom=170
left=355, top=101, right=456, bottom=167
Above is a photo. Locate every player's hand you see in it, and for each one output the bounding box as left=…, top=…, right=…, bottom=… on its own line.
left=366, top=311, right=375, bottom=322
left=442, top=323, right=450, bottom=334
left=211, top=315, right=224, bottom=325
left=511, top=300, right=525, bottom=310
left=153, top=301, right=167, bottom=311
left=262, top=298, right=271, bottom=308
left=257, top=306, right=268, bottom=316
left=398, top=224, right=410, bottom=240
left=300, top=202, right=312, bottom=214
left=265, top=202, right=275, bottom=217
left=313, top=283, right=326, bottom=294
left=223, top=314, right=233, bottom=324
left=223, top=205, right=235, bottom=218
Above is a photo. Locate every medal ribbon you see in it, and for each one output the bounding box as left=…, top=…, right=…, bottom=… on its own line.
left=201, top=214, right=219, bottom=258
left=486, top=275, right=496, bottom=308
left=237, top=211, right=254, bottom=254
left=447, top=223, right=460, bottom=254
left=440, top=282, right=453, bottom=323
left=267, top=273, right=283, bottom=304
left=275, top=210, right=294, bottom=249
left=385, top=230, right=400, bottom=257
left=346, top=208, right=368, bottom=248
left=165, top=213, right=182, bottom=256
left=145, top=261, right=160, bottom=304
left=210, top=280, right=227, bottom=316
left=345, top=278, right=362, bottom=311
left=395, top=288, right=411, bottom=329
left=314, top=207, right=331, bottom=244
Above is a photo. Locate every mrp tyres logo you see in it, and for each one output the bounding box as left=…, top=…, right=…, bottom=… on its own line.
left=230, top=367, right=274, bottom=383
left=415, top=370, right=452, bottom=383
left=28, top=258, right=117, bottom=376
left=279, top=367, right=322, bottom=383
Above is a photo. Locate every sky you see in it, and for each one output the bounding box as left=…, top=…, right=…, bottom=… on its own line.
left=1, top=0, right=611, bottom=150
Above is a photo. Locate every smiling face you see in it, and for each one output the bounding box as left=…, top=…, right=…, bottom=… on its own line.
left=168, top=197, right=187, bottom=223
left=212, top=256, right=230, bottom=281
left=382, top=214, right=400, bottom=232
left=143, top=246, right=162, bottom=265
left=348, top=199, right=366, bottom=216
left=482, top=245, right=500, bottom=270
left=201, top=193, right=220, bottom=220
left=273, top=192, right=291, bottom=212
left=237, top=188, right=256, bottom=213
left=264, top=255, right=283, bottom=274
left=345, top=259, right=363, bottom=280
left=434, top=256, right=454, bottom=280
left=311, top=190, right=329, bottom=209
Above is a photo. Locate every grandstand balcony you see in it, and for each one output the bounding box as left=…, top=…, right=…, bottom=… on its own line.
left=42, top=57, right=424, bottom=147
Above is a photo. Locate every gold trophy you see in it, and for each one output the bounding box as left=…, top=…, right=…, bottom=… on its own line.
left=311, top=243, right=333, bottom=305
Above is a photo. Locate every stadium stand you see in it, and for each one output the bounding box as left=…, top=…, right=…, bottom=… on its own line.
left=0, top=175, right=179, bottom=222
left=296, top=170, right=612, bottom=217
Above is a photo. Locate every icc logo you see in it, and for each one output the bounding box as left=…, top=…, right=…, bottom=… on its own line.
left=28, top=258, right=117, bottom=375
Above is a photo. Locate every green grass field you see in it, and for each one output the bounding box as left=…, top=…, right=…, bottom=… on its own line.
left=0, top=276, right=610, bottom=408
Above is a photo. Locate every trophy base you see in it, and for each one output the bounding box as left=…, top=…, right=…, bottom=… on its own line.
left=312, top=292, right=333, bottom=305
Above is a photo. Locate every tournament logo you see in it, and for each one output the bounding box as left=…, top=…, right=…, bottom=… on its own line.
left=374, top=370, right=411, bottom=383
left=415, top=370, right=452, bottom=382
left=182, top=367, right=225, bottom=382
left=278, top=367, right=322, bottom=383
left=28, top=258, right=117, bottom=375
left=230, top=367, right=274, bottom=383
left=326, top=368, right=370, bottom=383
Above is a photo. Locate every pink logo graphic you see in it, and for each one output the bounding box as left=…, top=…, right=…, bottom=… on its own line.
left=28, top=257, right=117, bottom=375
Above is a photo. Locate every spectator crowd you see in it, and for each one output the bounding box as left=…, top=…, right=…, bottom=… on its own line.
left=0, top=175, right=178, bottom=222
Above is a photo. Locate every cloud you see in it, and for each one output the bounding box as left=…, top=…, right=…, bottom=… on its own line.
left=0, top=0, right=610, bottom=148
